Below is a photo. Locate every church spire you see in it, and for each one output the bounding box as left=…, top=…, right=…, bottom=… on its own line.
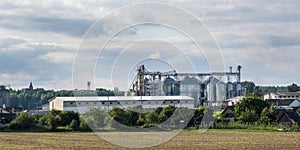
left=29, top=82, right=33, bottom=90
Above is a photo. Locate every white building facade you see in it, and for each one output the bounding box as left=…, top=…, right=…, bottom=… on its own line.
left=49, top=96, right=194, bottom=114
left=263, top=92, right=300, bottom=100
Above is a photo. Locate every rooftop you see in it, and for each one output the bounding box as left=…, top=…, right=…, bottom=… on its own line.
left=266, top=99, right=299, bottom=106
left=270, top=92, right=300, bottom=96
left=280, top=111, right=300, bottom=123
left=49, top=96, right=194, bottom=102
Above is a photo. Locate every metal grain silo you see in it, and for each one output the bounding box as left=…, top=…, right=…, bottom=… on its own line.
left=163, top=77, right=175, bottom=96
left=144, top=78, right=150, bottom=96
left=207, top=77, right=219, bottom=102
left=227, top=82, right=233, bottom=98
left=236, top=83, right=242, bottom=96
left=152, top=78, right=164, bottom=96
left=216, top=82, right=226, bottom=102
left=179, top=76, right=201, bottom=107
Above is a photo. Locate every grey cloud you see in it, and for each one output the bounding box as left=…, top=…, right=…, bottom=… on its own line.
left=0, top=36, right=74, bottom=89
left=0, top=37, right=26, bottom=49
left=1, top=0, right=300, bottom=89
left=0, top=15, right=94, bottom=37
left=266, top=35, right=300, bottom=47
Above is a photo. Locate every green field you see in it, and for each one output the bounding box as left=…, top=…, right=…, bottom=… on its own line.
left=0, top=131, right=299, bottom=149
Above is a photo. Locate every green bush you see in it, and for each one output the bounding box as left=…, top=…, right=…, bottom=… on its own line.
left=39, top=110, right=80, bottom=131
left=212, top=121, right=278, bottom=131
left=69, top=119, right=79, bottom=130
left=79, top=116, right=92, bottom=131
left=234, top=96, right=269, bottom=123
left=8, top=112, right=34, bottom=130
left=288, top=124, right=299, bottom=132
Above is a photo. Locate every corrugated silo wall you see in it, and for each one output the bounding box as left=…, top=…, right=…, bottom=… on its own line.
left=207, top=82, right=216, bottom=103
left=216, top=82, right=226, bottom=102
left=179, top=77, right=201, bottom=107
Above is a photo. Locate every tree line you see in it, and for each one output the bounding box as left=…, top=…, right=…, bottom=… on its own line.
left=242, top=81, right=300, bottom=96
left=1, top=105, right=209, bottom=131
left=7, top=81, right=300, bottom=110
left=9, top=88, right=124, bottom=110
left=3, top=96, right=299, bottom=132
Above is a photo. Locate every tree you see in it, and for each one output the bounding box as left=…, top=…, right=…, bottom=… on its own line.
left=69, top=119, right=79, bottom=130
left=287, top=83, right=300, bottom=92
left=188, top=106, right=207, bottom=128
left=60, top=110, right=80, bottom=126
left=9, top=93, right=19, bottom=108
left=108, top=107, right=129, bottom=128
left=96, top=88, right=115, bottom=96
left=253, top=86, right=262, bottom=97
left=238, top=108, right=259, bottom=123
left=46, top=115, right=61, bottom=130
left=41, top=92, right=55, bottom=104
left=113, top=87, right=125, bottom=96
left=242, top=81, right=255, bottom=95
left=8, top=112, right=34, bottom=130
left=145, top=110, right=160, bottom=124
left=39, top=110, right=62, bottom=130
left=259, top=106, right=276, bottom=124
left=38, top=110, right=81, bottom=130
left=83, top=107, right=108, bottom=128
left=234, top=96, right=269, bottom=123
left=159, top=105, right=176, bottom=122
left=79, top=115, right=92, bottom=131
left=125, top=109, right=139, bottom=126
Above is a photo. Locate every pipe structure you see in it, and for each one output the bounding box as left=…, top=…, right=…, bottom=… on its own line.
left=237, top=65, right=242, bottom=83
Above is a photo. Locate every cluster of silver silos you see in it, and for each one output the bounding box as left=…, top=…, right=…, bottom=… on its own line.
left=143, top=76, right=245, bottom=107
left=130, top=65, right=245, bottom=107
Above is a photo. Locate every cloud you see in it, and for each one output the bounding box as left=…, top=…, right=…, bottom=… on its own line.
left=0, top=36, right=74, bottom=89
left=1, top=0, right=300, bottom=89
left=0, top=15, right=94, bottom=38
left=149, top=52, right=161, bottom=59
left=39, top=51, right=75, bottom=64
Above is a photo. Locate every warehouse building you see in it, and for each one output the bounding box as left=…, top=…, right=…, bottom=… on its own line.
left=48, top=96, right=194, bottom=114
left=263, top=92, right=300, bottom=100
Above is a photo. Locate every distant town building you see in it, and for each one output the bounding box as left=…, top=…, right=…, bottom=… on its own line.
left=48, top=96, right=194, bottom=114
left=266, top=99, right=300, bottom=109
left=263, top=92, right=300, bottom=124
left=221, top=106, right=235, bottom=122
left=278, top=111, right=300, bottom=124
left=226, top=96, right=245, bottom=106
left=263, top=92, right=300, bottom=100
left=21, top=82, right=34, bottom=91
left=0, top=107, right=16, bottom=124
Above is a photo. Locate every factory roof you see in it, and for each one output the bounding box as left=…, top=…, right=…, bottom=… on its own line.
left=49, top=96, right=194, bottom=102
left=269, top=92, right=300, bottom=96
left=266, top=99, right=298, bottom=106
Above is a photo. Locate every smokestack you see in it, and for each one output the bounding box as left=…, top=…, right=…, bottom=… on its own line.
left=237, top=65, right=242, bottom=82
left=229, top=66, right=232, bottom=73
left=87, top=81, right=91, bottom=90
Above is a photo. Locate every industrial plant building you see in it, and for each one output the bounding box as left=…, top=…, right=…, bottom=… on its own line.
left=129, top=65, right=246, bottom=107
left=49, top=96, right=194, bottom=114
left=45, top=65, right=247, bottom=113
left=0, top=85, right=10, bottom=108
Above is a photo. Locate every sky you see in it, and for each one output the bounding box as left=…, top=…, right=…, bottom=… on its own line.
left=0, top=0, right=300, bottom=90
